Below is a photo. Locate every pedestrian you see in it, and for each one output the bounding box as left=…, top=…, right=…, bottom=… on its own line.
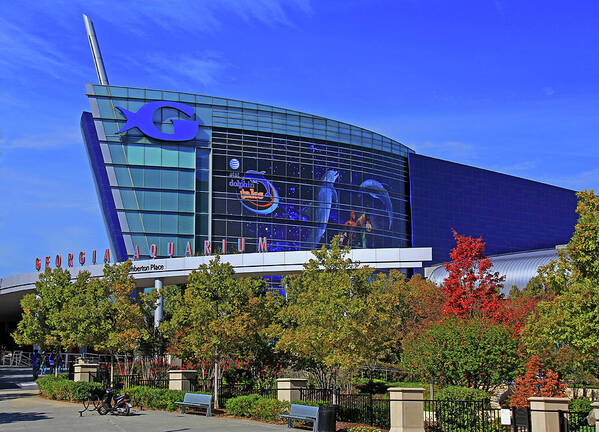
left=32, top=349, right=41, bottom=381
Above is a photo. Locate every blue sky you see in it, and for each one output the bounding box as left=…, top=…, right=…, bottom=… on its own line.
left=1, top=0, right=598, bottom=276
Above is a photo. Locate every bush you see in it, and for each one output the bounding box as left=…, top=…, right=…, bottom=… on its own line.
left=127, top=386, right=211, bottom=411
left=432, top=386, right=492, bottom=432
left=225, top=394, right=289, bottom=421
left=436, top=386, right=490, bottom=402
left=36, top=376, right=103, bottom=402
left=346, top=427, right=383, bottom=432
left=570, top=398, right=591, bottom=414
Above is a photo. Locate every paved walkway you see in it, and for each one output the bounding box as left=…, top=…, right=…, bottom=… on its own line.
left=0, top=368, right=285, bottom=431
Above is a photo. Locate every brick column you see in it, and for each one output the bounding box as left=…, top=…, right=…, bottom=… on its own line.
left=389, top=387, right=425, bottom=432
left=73, top=359, right=98, bottom=383
left=277, top=378, right=308, bottom=402
left=168, top=370, right=197, bottom=391
left=528, top=397, right=569, bottom=432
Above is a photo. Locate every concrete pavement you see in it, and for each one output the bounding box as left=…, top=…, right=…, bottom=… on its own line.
left=0, top=367, right=286, bottom=431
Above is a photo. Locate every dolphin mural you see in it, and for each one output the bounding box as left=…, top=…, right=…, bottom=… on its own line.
left=310, top=170, right=339, bottom=247
left=360, top=179, right=393, bottom=229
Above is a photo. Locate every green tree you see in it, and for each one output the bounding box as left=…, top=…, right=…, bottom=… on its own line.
left=270, top=237, right=404, bottom=392
left=161, top=256, right=273, bottom=408
left=13, top=267, right=75, bottom=374
left=521, top=190, right=599, bottom=382
left=401, top=317, right=521, bottom=391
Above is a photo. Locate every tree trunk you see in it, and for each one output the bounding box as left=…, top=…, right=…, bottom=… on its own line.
left=110, top=355, right=114, bottom=387
left=213, top=360, right=219, bottom=409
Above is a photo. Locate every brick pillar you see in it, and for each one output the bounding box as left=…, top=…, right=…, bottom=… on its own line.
left=528, top=397, right=569, bottom=432
left=591, top=402, right=599, bottom=432
left=277, top=378, right=308, bottom=402
left=73, top=359, right=98, bottom=383
left=168, top=370, right=197, bottom=391
left=389, top=387, right=425, bottom=432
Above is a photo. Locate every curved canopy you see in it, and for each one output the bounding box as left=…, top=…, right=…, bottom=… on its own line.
left=427, top=247, right=562, bottom=294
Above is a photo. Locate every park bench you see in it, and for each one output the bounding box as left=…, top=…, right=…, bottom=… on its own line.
left=175, top=393, right=212, bottom=416
left=280, top=404, right=319, bottom=432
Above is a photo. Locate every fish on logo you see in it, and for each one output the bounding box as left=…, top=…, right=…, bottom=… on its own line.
left=115, top=101, right=199, bottom=141
left=240, top=170, right=279, bottom=215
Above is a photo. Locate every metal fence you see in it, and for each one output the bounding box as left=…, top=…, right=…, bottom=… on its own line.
left=337, top=393, right=390, bottom=430
left=298, top=387, right=340, bottom=403
left=424, top=400, right=530, bottom=432
left=559, top=410, right=594, bottom=432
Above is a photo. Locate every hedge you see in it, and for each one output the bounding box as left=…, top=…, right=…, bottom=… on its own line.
left=36, top=376, right=103, bottom=402
left=225, top=394, right=290, bottom=421
left=127, top=386, right=211, bottom=411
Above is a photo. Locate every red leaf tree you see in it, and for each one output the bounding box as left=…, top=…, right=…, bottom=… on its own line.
left=509, top=355, right=566, bottom=408
left=442, top=231, right=506, bottom=318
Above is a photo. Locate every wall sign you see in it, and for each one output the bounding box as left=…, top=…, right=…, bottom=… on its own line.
left=229, top=159, right=279, bottom=215
left=115, top=101, right=199, bottom=141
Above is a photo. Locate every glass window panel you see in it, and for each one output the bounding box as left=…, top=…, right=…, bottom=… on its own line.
left=93, top=85, right=108, bottom=96
left=162, top=145, right=179, bottom=167
left=128, top=88, right=145, bottom=99
left=196, top=149, right=210, bottom=169
left=97, top=99, right=114, bottom=117
left=144, top=167, right=161, bottom=188
left=125, top=211, right=143, bottom=232
left=120, top=189, right=138, bottom=209
left=179, top=171, right=194, bottom=190
left=161, top=170, right=178, bottom=189
left=195, top=106, right=212, bottom=125
left=161, top=191, right=178, bottom=211
left=196, top=214, right=209, bottom=235
left=108, top=143, right=126, bottom=164
left=131, top=234, right=149, bottom=254
left=113, top=166, right=132, bottom=187
left=129, top=167, right=144, bottom=187
left=126, top=144, right=145, bottom=165
left=109, top=86, right=127, bottom=97
left=142, top=213, right=160, bottom=232
left=143, top=190, right=161, bottom=211
left=196, top=170, right=209, bottom=191
left=145, top=145, right=161, bottom=166
left=179, top=192, right=194, bottom=212
left=146, top=90, right=162, bottom=99
left=179, top=146, right=195, bottom=168
left=179, top=215, right=194, bottom=234
left=161, top=214, right=178, bottom=233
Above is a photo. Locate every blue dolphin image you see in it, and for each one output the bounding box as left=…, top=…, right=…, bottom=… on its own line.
left=310, top=170, right=339, bottom=247
left=115, top=101, right=199, bottom=141
left=241, top=170, right=279, bottom=214
left=360, top=179, right=393, bottom=229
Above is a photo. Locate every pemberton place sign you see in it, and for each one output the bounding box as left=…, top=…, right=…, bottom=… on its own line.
left=34, top=236, right=269, bottom=271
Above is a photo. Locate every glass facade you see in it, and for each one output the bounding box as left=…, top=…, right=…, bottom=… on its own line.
left=82, top=84, right=413, bottom=260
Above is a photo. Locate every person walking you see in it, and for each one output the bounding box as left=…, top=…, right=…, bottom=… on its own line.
left=32, top=349, right=41, bottom=381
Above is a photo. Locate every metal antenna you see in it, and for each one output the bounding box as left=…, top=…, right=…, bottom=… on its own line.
left=83, top=14, right=109, bottom=85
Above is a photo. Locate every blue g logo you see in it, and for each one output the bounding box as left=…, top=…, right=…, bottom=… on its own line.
left=115, top=101, right=199, bottom=141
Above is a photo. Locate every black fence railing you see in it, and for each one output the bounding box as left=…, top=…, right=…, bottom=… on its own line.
left=559, top=410, right=594, bottom=432
left=299, top=388, right=340, bottom=404
left=424, top=400, right=530, bottom=432
left=337, top=393, right=390, bottom=430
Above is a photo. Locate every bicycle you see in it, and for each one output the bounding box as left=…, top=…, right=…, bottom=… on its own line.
left=79, top=393, right=102, bottom=416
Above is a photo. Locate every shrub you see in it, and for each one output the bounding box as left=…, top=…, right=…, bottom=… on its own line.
left=569, top=398, right=591, bottom=414
left=127, top=386, right=210, bottom=411
left=436, top=386, right=490, bottom=402
left=225, top=394, right=262, bottom=417
left=346, top=426, right=383, bottom=432
left=432, top=386, right=492, bottom=432
left=36, top=376, right=103, bottom=401
left=225, top=394, right=289, bottom=421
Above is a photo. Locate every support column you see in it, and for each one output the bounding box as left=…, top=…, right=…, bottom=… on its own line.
left=388, top=387, right=425, bottom=432
left=277, top=378, right=308, bottom=402
left=73, top=358, right=99, bottom=383
left=528, top=397, right=569, bottom=432
left=154, top=278, right=163, bottom=328
left=591, top=402, right=599, bottom=432
left=169, top=370, right=197, bottom=391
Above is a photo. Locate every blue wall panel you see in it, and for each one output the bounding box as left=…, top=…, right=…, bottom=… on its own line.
left=408, top=154, right=578, bottom=265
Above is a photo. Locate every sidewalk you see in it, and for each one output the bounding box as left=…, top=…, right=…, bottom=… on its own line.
left=0, top=388, right=286, bottom=431
left=0, top=368, right=284, bottom=432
